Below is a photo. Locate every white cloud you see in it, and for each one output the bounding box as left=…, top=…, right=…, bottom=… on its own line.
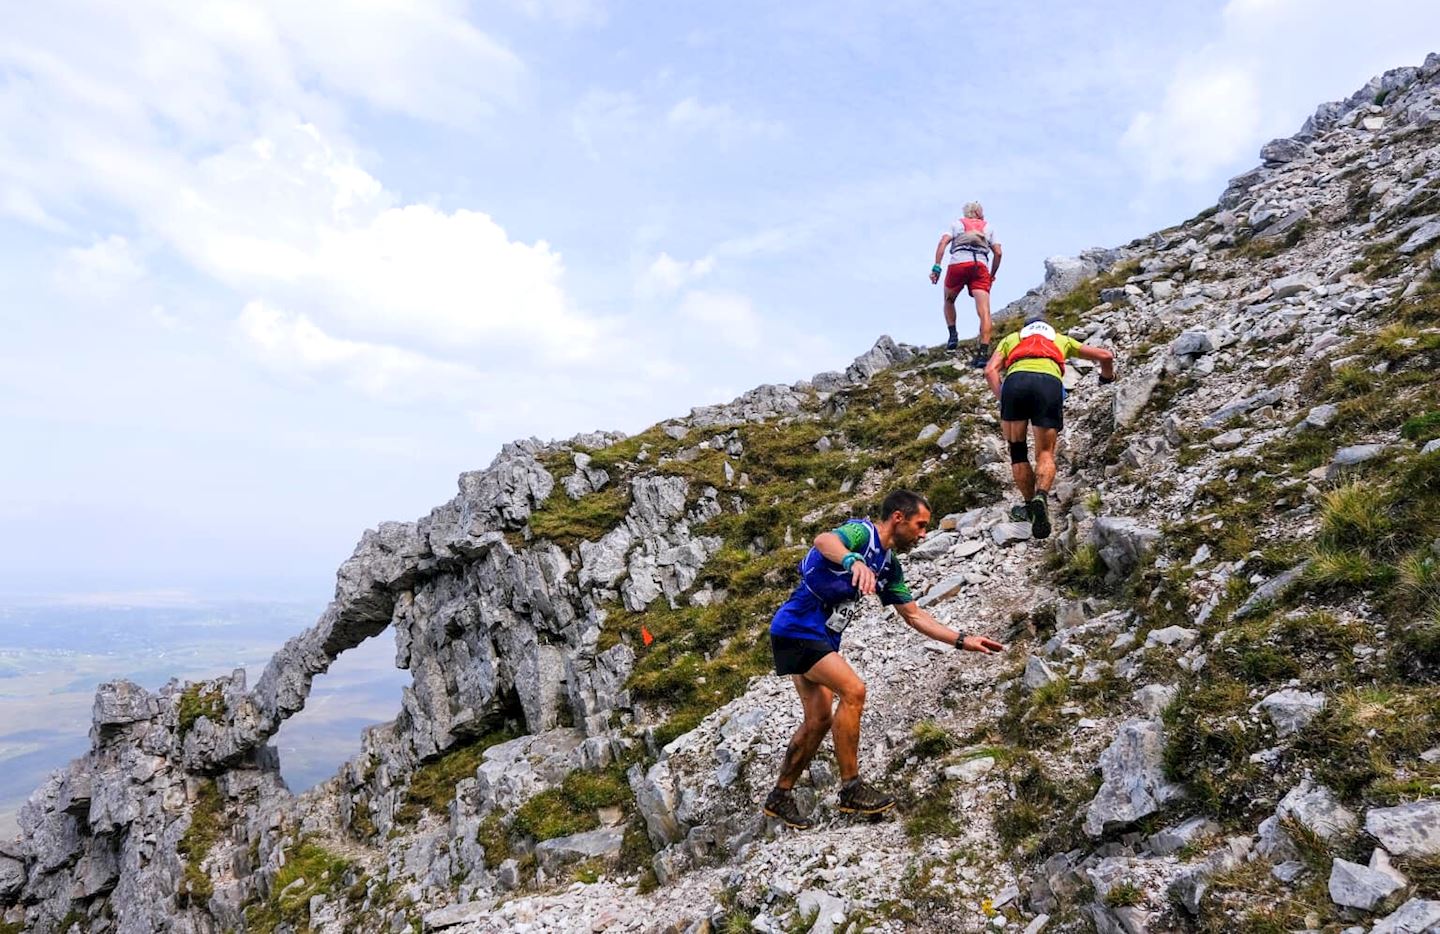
left=508, top=0, right=608, bottom=26
left=638, top=252, right=715, bottom=297
left=677, top=290, right=763, bottom=351
left=236, top=302, right=489, bottom=403
left=55, top=235, right=145, bottom=297
left=1121, top=65, right=1262, bottom=182
left=1121, top=0, right=1440, bottom=184
left=667, top=96, right=784, bottom=140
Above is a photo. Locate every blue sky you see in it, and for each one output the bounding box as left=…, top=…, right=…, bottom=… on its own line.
left=2, top=0, right=1436, bottom=602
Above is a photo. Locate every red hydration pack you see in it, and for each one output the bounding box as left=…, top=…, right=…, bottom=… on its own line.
left=1004, top=321, right=1066, bottom=374
left=954, top=217, right=990, bottom=249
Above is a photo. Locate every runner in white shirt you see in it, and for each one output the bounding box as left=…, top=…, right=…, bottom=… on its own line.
left=929, top=201, right=1003, bottom=367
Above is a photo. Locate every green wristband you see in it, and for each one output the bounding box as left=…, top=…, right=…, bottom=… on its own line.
left=841, top=553, right=861, bottom=571
left=931, top=264, right=943, bottom=275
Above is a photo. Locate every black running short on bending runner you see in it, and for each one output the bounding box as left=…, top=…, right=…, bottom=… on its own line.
left=999, top=371, right=1065, bottom=429
left=771, top=634, right=835, bottom=676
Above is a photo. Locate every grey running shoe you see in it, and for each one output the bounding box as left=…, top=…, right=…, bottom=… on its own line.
left=1028, top=495, right=1052, bottom=539
left=1009, top=502, right=1030, bottom=522
left=762, top=787, right=813, bottom=829
left=945, top=333, right=959, bottom=351
left=836, top=779, right=896, bottom=815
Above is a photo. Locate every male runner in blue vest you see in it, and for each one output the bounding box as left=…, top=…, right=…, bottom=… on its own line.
left=985, top=315, right=1115, bottom=539
left=762, top=489, right=1006, bottom=829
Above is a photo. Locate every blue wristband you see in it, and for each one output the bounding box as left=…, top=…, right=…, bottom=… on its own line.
left=931, top=264, right=943, bottom=275
left=841, top=553, right=860, bottom=571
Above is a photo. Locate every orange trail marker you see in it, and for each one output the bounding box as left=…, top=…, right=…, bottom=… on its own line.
left=641, top=625, right=654, bottom=646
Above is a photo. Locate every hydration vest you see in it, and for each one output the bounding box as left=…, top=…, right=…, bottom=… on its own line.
left=798, top=518, right=892, bottom=609
left=1004, top=321, right=1067, bottom=375
left=949, top=217, right=991, bottom=261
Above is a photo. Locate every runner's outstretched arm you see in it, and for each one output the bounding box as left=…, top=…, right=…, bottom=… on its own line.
left=893, top=602, right=1005, bottom=652
left=1076, top=344, right=1115, bottom=381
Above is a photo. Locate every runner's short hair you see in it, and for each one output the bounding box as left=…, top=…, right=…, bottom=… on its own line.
left=880, top=489, right=930, bottom=520
left=963, top=201, right=984, bottom=219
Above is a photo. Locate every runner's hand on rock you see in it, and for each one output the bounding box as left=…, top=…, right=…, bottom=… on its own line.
left=957, top=635, right=1005, bottom=654
left=851, top=562, right=877, bottom=596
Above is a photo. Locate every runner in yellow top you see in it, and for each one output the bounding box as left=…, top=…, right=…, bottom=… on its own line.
left=984, top=314, right=1115, bottom=538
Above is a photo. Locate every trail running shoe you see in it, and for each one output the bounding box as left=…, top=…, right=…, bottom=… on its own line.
left=945, top=333, right=959, bottom=351
left=836, top=779, right=896, bottom=816
left=1028, top=495, right=1052, bottom=540
left=762, top=788, right=813, bottom=830
left=1009, top=502, right=1030, bottom=522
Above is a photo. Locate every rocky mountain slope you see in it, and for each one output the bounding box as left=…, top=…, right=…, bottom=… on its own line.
left=6, top=54, right=1440, bottom=934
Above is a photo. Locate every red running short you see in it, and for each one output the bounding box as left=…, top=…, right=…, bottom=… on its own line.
left=945, top=261, right=993, bottom=295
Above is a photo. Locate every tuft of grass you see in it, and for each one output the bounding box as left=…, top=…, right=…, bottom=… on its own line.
left=1293, top=687, right=1440, bottom=799
left=1318, top=482, right=1394, bottom=552
left=177, top=683, right=225, bottom=740
left=398, top=726, right=519, bottom=822
left=903, top=789, right=962, bottom=841
left=1104, top=881, right=1144, bottom=908
left=528, top=483, right=631, bottom=548
left=1039, top=260, right=1142, bottom=332
left=513, top=788, right=599, bottom=841
left=1402, top=411, right=1440, bottom=444
left=910, top=720, right=958, bottom=759
left=177, top=779, right=224, bottom=907
left=1163, top=679, right=1264, bottom=818
left=244, top=841, right=357, bottom=934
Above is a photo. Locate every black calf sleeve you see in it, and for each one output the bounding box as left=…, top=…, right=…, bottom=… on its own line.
left=1009, top=440, right=1029, bottom=464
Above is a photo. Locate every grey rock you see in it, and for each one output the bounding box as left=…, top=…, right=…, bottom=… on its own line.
left=1024, top=656, right=1061, bottom=690
left=92, top=680, right=158, bottom=730
left=1329, top=856, right=1405, bottom=911
left=1133, top=684, right=1178, bottom=718
left=534, top=827, right=624, bottom=874
left=1205, top=387, right=1284, bottom=427
left=918, top=575, right=967, bottom=609
left=796, top=889, right=848, bottom=934
left=1423, top=439, right=1440, bottom=456
left=1270, top=272, right=1319, bottom=299
left=1400, top=220, right=1440, bottom=254
left=916, top=424, right=940, bottom=442
left=1271, top=860, right=1306, bottom=883
left=1366, top=801, right=1440, bottom=857
left=1279, top=780, right=1358, bottom=843
left=954, top=539, right=986, bottom=559
left=1146, top=816, right=1219, bottom=856
left=1327, top=443, right=1387, bottom=480
left=1089, top=517, right=1160, bottom=580
left=1255, top=207, right=1311, bottom=241
left=1235, top=562, right=1310, bottom=619
left=1261, top=137, right=1310, bottom=164
left=1372, top=898, right=1440, bottom=933
left=1084, top=719, right=1185, bottom=836
left=630, top=761, right=684, bottom=847
left=936, top=425, right=962, bottom=449
left=845, top=335, right=913, bottom=382
left=908, top=531, right=958, bottom=561
left=423, top=901, right=496, bottom=929
left=1171, top=330, right=1214, bottom=357
left=1170, top=837, right=1252, bottom=915
left=1144, top=626, right=1198, bottom=650
left=991, top=522, right=1033, bottom=546
left=1210, top=429, right=1245, bottom=451
left=1253, top=689, right=1326, bottom=738
left=944, top=757, right=996, bottom=783
left=1113, top=375, right=1161, bottom=428
left=1300, top=404, right=1339, bottom=431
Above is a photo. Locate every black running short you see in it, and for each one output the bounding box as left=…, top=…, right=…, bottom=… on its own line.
left=1000, top=371, right=1065, bottom=430
left=771, top=634, right=835, bottom=676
